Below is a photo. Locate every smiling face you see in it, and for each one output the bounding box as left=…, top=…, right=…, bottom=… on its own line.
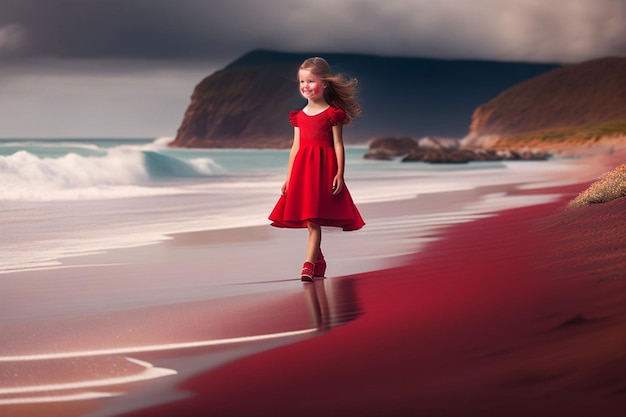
left=298, top=68, right=326, bottom=102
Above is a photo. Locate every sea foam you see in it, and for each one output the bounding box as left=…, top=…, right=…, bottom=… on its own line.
left=0, top=146, right=224, bottom=201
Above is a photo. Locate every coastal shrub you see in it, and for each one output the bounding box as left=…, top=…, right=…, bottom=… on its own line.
left=568, top=164, right=626, bottom=208
left=500, top=120, right=626, bottom=146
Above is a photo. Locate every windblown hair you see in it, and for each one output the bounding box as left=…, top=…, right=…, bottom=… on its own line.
left=299, top=57, right=361, bottom=125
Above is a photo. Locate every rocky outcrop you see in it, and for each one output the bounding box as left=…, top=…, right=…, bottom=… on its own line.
left=464, top=57, right=626, bottom=149
left=168, top=54, right=302, bottom=148
left=417, top=137, right=460, bottom=150
left=402, top=147, right=549, bottom=163
left=363, top=137, right=418, bottom=160
left=169, top=50, right=558, bottom=148
left=364, top=136, right=548, bottom=163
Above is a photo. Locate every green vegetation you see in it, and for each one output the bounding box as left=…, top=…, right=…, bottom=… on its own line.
left=568, top=164, right=626, bottom=208
left=498, top=120, right=626, bottom=147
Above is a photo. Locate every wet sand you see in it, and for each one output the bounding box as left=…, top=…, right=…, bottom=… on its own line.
left=117, top=185, right=626, bottom=417
left=1, top=150, right=625, bottom=417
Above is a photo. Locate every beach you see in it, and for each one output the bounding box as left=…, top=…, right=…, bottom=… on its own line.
left=1, top=144, right=625, bottom=417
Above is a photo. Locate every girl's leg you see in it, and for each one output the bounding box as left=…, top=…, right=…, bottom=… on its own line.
left=306, top=221, right=321, bottom=263
left=301, top=221, right=321, bottom=281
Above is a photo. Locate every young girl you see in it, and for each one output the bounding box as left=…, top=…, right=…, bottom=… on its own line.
left=269, top=57, right=365, bottom=281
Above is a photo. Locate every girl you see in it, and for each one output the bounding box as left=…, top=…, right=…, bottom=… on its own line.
left=269, top=57, right=365, bottom=281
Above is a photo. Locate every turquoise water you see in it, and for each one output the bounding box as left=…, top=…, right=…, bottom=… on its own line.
left=0, top=138, right=511, bottom=201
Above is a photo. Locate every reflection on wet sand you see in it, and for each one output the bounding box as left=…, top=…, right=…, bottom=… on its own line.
left=304, top=280, right=331, bottom=331
left=0, top=277, right=363, bottom=414
left=304, top=277, right=363, bottom=331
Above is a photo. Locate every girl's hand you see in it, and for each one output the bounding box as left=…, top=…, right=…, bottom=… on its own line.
left=281, top=181, right=288, bottom=195
left=332, top=175, right=344, bottom=195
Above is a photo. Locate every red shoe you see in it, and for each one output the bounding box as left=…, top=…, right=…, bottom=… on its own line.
left=301, top=262, right=315, bottom=282
left=314, top=251, right=326, bottom=277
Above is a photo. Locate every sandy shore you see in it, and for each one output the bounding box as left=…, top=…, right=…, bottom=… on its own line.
left=117, top=191, right=625, bottom=417
left=1, top=150, right=625, bottom=417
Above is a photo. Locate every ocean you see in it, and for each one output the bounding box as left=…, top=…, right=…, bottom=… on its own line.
left=1, top=137, right=580, bottom=277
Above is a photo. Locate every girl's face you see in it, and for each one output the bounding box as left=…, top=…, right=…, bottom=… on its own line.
left=298, top=68, right=325, bottom=101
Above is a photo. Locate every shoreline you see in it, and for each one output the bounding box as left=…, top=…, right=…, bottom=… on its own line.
left=1, top=149, right=625, bottom=416
left=122, top=149, right=625, bottom=417
left=121, top=184, right=626, bottom=417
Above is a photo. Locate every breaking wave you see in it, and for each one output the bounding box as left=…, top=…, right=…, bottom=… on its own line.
left=0, top=142, right=225, bottom=201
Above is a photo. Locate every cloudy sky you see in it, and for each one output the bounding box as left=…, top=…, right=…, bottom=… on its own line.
left=1, top=0, right=625, bottom=138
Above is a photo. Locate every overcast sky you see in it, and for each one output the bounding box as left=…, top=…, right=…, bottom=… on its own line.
left=1, top=0, right=625, bottom=138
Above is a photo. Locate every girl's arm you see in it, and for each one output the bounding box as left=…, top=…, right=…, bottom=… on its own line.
left=282, top=127, right=300, bottom=195
left=332, top=124, right=345, bottom=195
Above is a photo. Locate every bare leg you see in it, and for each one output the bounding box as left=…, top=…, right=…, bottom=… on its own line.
left=306, top=221, right=321, bottom=263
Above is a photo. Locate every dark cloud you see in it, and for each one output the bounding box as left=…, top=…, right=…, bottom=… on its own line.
left=1, top=0, right=625, bottom=63
left=1, top=0, right=625, bottom=137
left=0, top=0, right=237, bottom=59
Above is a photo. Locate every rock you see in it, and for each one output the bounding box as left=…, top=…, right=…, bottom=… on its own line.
left=363, top=137, right=418, bottom=160
left=463, top=57, right=626, bottom=149
left=502, top=148, right=550, bottom=160
left=168, top=59, right=301, bottom=149
left=362, top=150, right=395, bottom=161
left=402, top=148, right=474, bottom=163
left=417, top=136, right=460, bottom=151
left=365, top=135, right=550, bottom=163
left=401, top=148, right=550, bottom=163
left=168, top=50, right=558, bottom=148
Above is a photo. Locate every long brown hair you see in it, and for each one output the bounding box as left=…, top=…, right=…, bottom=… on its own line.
left=299, top=57, right=361, bottom=125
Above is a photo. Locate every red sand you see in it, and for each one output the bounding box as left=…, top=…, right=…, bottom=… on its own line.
left=119, top=186, right=626, bottom=416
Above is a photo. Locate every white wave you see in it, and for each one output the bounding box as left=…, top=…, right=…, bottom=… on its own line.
left=0, top=146, right=224, bottom=201
left=0, top=150, right=144, bottom=201
left=111, top=136, right=172, bottom=152
left=0, top=140, right=102, bottom=151
left=153, top=136, right=175, bottom=148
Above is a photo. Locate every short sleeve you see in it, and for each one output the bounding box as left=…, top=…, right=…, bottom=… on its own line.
left=288, top=110, right=299, bottom=127
left=328, top=107, right=346, bottom=125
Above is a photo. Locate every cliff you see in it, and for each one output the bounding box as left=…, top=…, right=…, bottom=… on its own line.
left=169, top=53, right=302, bottom=148
left=169, top=50, right=558, bottom=148
left=464, top=57, right=626, bottom=149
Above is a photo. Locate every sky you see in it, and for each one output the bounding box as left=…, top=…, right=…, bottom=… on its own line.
left=1, top=0, right=625, bottom=138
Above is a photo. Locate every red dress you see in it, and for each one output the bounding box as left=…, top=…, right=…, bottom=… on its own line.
left=269, top=106, right=365, bottom=231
